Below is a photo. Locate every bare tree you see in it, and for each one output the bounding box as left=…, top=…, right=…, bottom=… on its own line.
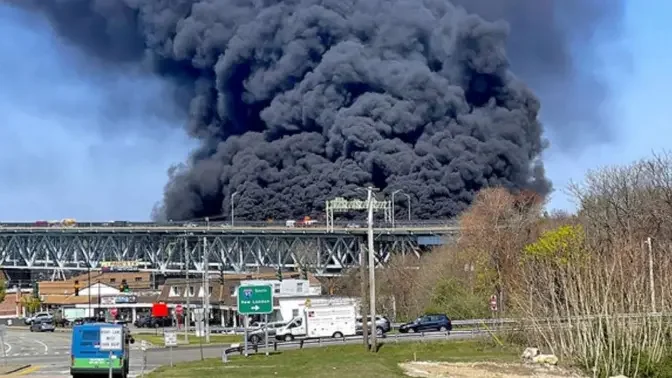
left=516, top=152, right=672, bottom=376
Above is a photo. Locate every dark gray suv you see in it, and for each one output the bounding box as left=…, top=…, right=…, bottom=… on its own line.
left=398, top=314, right=452, bottom=333
left=356, top=315, right=391, bottom=336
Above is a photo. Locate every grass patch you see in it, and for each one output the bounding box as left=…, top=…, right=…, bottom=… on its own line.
left=147, top=339, right=519, bottom=377
left=134, top=333, right=242, bottom=346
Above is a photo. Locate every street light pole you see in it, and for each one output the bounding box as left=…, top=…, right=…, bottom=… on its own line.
left=366, top=186, right=378, bottom=352
left=87, top=266, right=92, bottom=317
left=402, top=193, right=411, bottom=221
left=184, top=236, right=190, bottom=343
left=97, top=279, right=101, bottom=319
left=391, top=190, right=401, bottom=228
left=231, top=192, right=238, bottom=227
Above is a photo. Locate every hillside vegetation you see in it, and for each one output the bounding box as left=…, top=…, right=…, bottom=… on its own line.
left=333, top=151, right=672, bottom=377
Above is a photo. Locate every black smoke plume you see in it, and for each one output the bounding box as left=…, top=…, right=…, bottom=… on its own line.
left=13, top=0, right=622, bottom=221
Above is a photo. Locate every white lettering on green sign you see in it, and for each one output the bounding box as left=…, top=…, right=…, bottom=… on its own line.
left=237, top=285, right=273, bottom=315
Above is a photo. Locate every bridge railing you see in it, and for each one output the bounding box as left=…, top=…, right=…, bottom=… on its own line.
left=0, top=219, right=460, bottom=230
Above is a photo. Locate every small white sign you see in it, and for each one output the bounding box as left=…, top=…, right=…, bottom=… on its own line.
left=164, top=330, right=178, bottom=347
left=100, top=327, right=123, bottom=351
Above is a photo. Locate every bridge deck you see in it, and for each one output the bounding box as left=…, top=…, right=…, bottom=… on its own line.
left=0, top=225, right=458, bottom=235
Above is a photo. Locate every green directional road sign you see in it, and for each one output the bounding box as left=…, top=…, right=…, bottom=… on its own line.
left=237, top=285, right=273, bottom=315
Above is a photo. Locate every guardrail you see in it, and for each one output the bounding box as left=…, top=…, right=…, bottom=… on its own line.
left=208, top=318, right=515, bottom=335
left=220, top=329, right=487, bottom=359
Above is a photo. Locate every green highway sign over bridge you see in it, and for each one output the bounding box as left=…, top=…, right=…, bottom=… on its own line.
left=237, top=285, right=273, bottom=315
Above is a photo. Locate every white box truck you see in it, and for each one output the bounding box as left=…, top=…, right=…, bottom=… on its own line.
left=275, top=303, right=357, bottom=341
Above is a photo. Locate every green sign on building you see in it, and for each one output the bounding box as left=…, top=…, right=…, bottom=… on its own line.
left=237, top=285, right=273, bottom=315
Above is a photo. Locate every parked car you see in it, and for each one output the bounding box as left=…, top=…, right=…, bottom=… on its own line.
left=30, top=318, right=55, bottom=332
left=356, top=315, right=391, bottom=336
left=398, top=314, right=452, bottom=333
left=134, top=315, right=152, bottom=328
left=73, top=316, right=106, bottom=326
left=25, top=312, right=53, bottom=325
left=149, top=316, right=173, bottom=328
left=248, top=321, right=287, bottom=344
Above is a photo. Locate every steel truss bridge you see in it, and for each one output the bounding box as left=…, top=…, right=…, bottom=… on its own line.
left=0, top=224, right=459, bottom=275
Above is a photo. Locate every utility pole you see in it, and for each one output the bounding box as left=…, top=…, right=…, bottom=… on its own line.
left=203, top=236, right=210, bottom=342
left=366, top=186, right=377, bottom=352
left=184, top=236, right=190, bottom=343
left=359, top=243, right=369, bottom=350
left=646, top=237, right=655, bottom=313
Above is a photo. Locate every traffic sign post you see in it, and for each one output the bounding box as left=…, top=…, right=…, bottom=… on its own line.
left=489, top=294, right=498, bottom=326
left=489, top=294, right=498, bottom=312
left=163, top=328, right=178, bottom=367
left=175, top=305, right=184, bottom=330
left=237, top=285, right=273, bottom=357
left=99, top=326, right=122, bottom=378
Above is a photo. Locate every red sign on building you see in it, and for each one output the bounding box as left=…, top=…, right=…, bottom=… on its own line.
left=152, top=302, right=169, bottom=318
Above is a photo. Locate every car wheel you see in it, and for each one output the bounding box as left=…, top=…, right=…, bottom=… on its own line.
left=332, top=332, right=343, bottom=338
left=376, top=327, right=384, bottom=337
left=408, top=328, right=415, bottom=333
left=439, top=326, right=447, bottom=332
left=250, top=335, right=260, bottom=344
left=284, top=334, right=294, bottom=342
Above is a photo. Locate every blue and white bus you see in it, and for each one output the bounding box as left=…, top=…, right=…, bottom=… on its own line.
left=70, top=323, right=134, bottom=378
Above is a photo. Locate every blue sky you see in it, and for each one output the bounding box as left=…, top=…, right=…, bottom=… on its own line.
left=0, top=3, right=669, bottom=221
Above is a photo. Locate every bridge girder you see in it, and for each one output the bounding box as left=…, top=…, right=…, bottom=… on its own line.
left=0, top=230, right=456, bottom=274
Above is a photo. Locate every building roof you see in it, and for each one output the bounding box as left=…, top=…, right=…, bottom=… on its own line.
left=157, top=272, right=320, bottom=306
left=41, top=292, right=160, bottom=306
left=38, top=272, right=152, bottom=296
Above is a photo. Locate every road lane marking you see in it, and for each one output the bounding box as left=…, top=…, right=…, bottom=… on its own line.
left=32, top=339, right=49, bottom=354
left=4, top=365, right=41, bottom=376
left=4, top=342, right=12, bottom=354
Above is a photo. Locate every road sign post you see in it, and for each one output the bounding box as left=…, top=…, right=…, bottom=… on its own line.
left=489, top=294, right=498, bottom=312
left=99, top=326, right=122, bottom=378
left=237, top=285, right=273, bottom=357
left=175, top=304, right=184, bottom=329
left=164, top=328, right=178, bottom=367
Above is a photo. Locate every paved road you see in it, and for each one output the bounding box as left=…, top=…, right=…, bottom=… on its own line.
left=6, top=329, right=485, bottom=377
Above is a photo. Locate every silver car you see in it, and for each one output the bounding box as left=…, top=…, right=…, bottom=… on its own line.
left=248, top=321, right=287, bottom=344
left=30, top=319, right=55, bottom=332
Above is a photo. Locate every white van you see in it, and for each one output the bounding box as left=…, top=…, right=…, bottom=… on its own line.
left=275, top=304, right=357, bottom=341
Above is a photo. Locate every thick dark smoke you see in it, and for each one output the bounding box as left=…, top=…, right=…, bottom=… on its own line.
left=13, top=0, right=622, bottom=221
